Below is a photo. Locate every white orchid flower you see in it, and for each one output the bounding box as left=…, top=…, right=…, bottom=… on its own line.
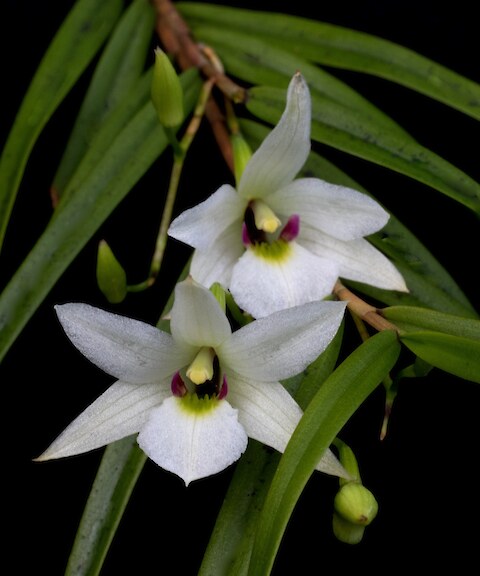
left=168, top=73, right=407, bottom=319
left=37, top=279, right=348, bottom=486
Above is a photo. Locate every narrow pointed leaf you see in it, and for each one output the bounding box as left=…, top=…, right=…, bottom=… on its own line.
left=65, top=437, right=146, bottom=576
left=248, top=330, right=401, bottom=576
left=0, top=71, right=201, bottom=363
left=199, top=441, right=279, bottom=576
left=400, top=331, right=480, bottom=383
left=56, top=69, right=153, bottom=209
left=186, top=24, right=408, bottom=139
left=359, top=229, right=477, bottom=317
left=240, top=119, right=476, bottom=317
left=181, top=24, right=480, bottom=213
left=382, top=306, right=480, bottom=338
left=177, top=19, right=480, bottom=213
left=246, top=86, right=480, bottom=213
left=179, top=2, right=480, bottom=121
left=198, top=325, right=344, bottom=575
left=0, top=0, right=124, bottom=252
left=53, top=0, right=155, bottom=198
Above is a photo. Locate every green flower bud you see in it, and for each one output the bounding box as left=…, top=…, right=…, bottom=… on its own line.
left=332, top=511, right=366, bottom=545
left=333, top=438, right=360, bottom=485
left=209, top=282, right=227, bottom=314
left=96, top=240, right=127, bottom=304
left=334, top=482, right=379, bottom=526
left=231, top=133, right=252, bottom=185
left=151, top=47, right=184, bottom=127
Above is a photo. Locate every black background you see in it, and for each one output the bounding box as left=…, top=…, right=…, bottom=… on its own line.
left=2, top=1, right=480, bottom=574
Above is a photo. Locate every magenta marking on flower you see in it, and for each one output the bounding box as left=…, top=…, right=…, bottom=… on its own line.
left=280, top=214, right=300, bottom=242
left=241, top=222, right=252, bottom=247
left=171, top=372, right=187, bottom=397
left=218, top=375, right=228, bottom=400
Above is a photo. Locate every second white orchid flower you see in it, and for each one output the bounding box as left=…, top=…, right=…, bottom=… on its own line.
left=37, top=279, right=347, bottom=486
left=168, top=73, right=407, bottom=318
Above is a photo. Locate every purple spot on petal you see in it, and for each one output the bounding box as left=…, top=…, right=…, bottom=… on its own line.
left=171, top=372, right=187, bottom=397
left=241, top=222, right=252, bottom=246
left=218, top=375, right=228, bottom=399
left=280, top=214, right=300, bottom=242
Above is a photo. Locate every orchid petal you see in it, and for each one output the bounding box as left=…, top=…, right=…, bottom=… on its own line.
left=170, top=280, right=232, bottom=347
left=219, top=299, right=346, bottom=382
left=228, top=242, right=339, bottom=318
left=269, top=178, right=390, bottom=241
left=55, top=304, right=191, bottom=383
left=301, top=231, right=408, bottom=292
left=228, top=375, right=347, bottom=478
left=137, top=396, right=248, bottom=486
left=238, top=73, right=311, bottom=200
left=36, top=381, right=168, bottom=461
left=189, top=221, right=245, bottom=289
left=168, top=184, right=245, bottom=250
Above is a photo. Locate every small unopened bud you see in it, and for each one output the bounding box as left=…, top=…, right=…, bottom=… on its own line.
left=334, top=482, right=379, bottom=526
left=231, top=133, right=252, bottom=185
left=333, top=483, right=378, bottom=544
left=332, top=511, right=366, bottom=545
left=209, top=282, right=226, bottom=314
left=151, top=47, right=184, bottom=127
left=96, top=240, right=127, bottom=304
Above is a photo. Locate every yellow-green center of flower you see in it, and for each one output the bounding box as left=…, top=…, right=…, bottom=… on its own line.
left=186, top=347, right=216, bottom=385
left=178, top=393, right=218, bottom=414
left=251, top=238, right=292, bottom=261
left=251, top=200, right=281, bottom=234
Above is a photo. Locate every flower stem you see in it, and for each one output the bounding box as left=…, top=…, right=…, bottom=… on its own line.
left=334, top=281, right=400, bottom=440
left=153, top=0, right=237, bottom=171
left=152, top=0, right=246, bottom=102
left=127, top=78, right=214, bottom=292
left=333, top=281, right=399, bottom=334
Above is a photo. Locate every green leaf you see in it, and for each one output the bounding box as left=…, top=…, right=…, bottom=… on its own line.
left=199, top=325, right=344, bottom=575
left=184, top=20, right=480, bottom=213
left=382, top=306, right=480, bottom=339
left=178, top=2, right=480, bottom=121
left=198, top=441, right=279, bottom=576
left=247, top=85, right=480, bottom=213
left=248, top=330, right=401, bottom=576
left=186, top=24, right=408, bottom=138
left=400, top=331, right=480, bottom=383
left=0, top=70, right=201, bottom=364
left=56, top=69, right=153, bottom=208
left=0, top=0, right=124, bottom=252
left=53, top=0, right=155, bottom=198
left=65, top=437, right=146, bottom=576
left=96, top=240, right=128, bottom=304
left=357, top=230, right=477, bottom=317
left=184, top=25, right=480, bottom=212
left=240, top=119, right=477, bottom=317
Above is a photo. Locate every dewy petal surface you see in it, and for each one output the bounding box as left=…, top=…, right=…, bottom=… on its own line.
left=218, top=300, right=346, bottom=382
left=137, top=396, right=248, bottom=485
left=55, top=304, right=191, bottom=383
left=189, top=221, right=245, bottom=289
left=238, top=73, right=311, bottom=200
left=170, top=280, right=232, bottom=347
left=300, top=230, right=408, bottom=292
left=269, top=178, right=390, bottom=241
left=36, top=381, right=168, bottom=461
left=229, top=242, right=339, bottom=318
left=168, top=184, right=244, bottom=250
left=227, top=374, right=347, bottom=477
